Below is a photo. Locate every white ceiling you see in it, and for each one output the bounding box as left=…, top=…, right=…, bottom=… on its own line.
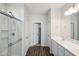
left=25, top=3, right=65, bottom=14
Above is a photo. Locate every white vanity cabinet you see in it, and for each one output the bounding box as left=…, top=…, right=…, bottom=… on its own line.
left=65, top=49, right=75, bottom=56
left=52, top=39, right=58, bottom=56
left=52, top=39, right=65, bottom=56
left=51, top=39, right=75, bottom=56
left=57, top=44, right=65, bottom=56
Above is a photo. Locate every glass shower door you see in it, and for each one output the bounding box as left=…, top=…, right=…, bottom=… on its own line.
left=0, top=12, right=22, bottom=56
left=8, top=18, right=22, bottom=56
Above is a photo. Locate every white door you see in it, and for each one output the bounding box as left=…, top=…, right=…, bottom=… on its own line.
left=33, top=24, right=39, bottom=45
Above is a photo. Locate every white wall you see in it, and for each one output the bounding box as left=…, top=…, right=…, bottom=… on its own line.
left=46, top=9, right=52, bottom=53
left=29, top=14, right=47, bottom=46
left=51, top=8, right=61, bottom=37
left=6, top=3, right=24, bottom=21
left=22, top=5, right=31, bottom=55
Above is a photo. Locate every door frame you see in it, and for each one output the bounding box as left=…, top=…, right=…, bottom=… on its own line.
left=33, top=22, right=41, bottom=46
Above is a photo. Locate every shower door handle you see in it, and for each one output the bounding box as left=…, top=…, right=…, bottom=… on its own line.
left=8, top=38, right=22, bottom=47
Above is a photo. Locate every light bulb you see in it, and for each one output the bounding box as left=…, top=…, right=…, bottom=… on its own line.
left=75, top=3, right=79, bottom=10
left=64, top=10, right=72, bottom=16
left=68, top=7, right=78, bottom=14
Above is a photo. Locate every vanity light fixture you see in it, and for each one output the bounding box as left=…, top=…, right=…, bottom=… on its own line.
left=69, top=7, right=78, bottom=14
left=64, top=3, right=79, bottom=16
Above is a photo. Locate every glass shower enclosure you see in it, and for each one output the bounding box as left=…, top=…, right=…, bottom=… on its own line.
left=0, top=11, right=22, bottom=56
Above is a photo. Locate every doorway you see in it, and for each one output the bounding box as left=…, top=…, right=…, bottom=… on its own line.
left=33, top=23, right=41, bottom=46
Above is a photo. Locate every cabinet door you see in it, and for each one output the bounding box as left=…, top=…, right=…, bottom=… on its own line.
left=52, top=40, right=58, bottom=56
left=58, top=45, right=65, bottom=56
left=65, top=49, right=75, bottom=56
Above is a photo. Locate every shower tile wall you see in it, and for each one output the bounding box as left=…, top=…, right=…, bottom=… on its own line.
left=0, top=14, right=8, bottom=56
left=0, top=14, right=22, bottom=56
left=8, top=18, right=22, bottom=56
left=0, top=3, right=24, bottom=56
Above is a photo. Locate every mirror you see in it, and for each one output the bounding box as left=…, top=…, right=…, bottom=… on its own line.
left=63, top=3, right=79, bottom=40
left=70, top=12, right=79, bottom=40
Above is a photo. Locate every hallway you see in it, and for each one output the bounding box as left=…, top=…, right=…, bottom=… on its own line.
left=26, top=46, right=54, bottom=56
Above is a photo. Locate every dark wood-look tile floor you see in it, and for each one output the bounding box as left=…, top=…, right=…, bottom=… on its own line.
left=26, top=46, right=54, bottom=56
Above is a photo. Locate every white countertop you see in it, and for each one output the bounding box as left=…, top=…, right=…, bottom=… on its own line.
left=51, top=37, right=79, bottom=56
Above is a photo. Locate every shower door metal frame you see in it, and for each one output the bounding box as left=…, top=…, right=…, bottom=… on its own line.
left=0, top=10, right=22, bottom=56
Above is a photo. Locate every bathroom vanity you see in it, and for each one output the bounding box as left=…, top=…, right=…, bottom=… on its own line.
left=51, top=37, right=79, bottom=56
